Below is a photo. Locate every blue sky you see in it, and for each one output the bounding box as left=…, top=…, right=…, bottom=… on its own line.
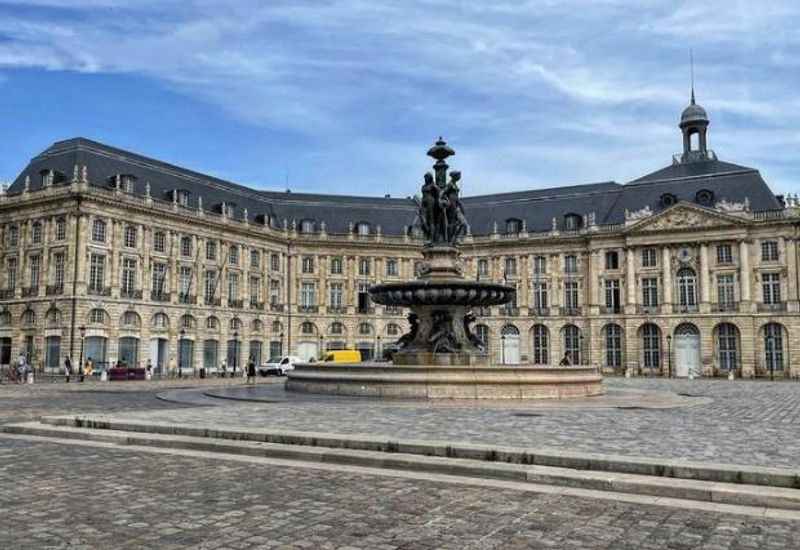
left=0, top=1, right=799, bottom=197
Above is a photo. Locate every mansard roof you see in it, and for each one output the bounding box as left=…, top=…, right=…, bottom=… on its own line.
left=6, top=137, right=782, bottom=236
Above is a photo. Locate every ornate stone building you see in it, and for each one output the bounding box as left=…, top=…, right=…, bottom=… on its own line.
left=1, top=95, right=799, bottom=377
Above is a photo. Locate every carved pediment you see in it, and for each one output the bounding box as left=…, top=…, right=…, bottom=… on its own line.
left=627, top=203, right=744, bottom=233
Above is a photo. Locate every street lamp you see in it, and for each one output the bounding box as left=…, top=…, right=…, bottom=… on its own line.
left=78, top=325, right=86, bottom=383
left=318, top=334, right=324, bottom=360
left=767, top=334, right=775, bottom=381
left=233, top=330, right=239, bottom=376
left=666, top=335, right=672, bottom=378
left=501, top=334, right=506, bottom=365
left=179, top=328, right=185, bottom=379
left=376, top=335, right=382, bottom=361
left=279, top=331, right=285, bottom=358
left=579, top=334, right=584, bottom=366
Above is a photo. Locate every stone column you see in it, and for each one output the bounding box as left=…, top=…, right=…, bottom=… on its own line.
left=661, top=247, right=672, bottom=313
left=550, top=254, right=561, bottom=314
left=739, top=240, right=751, bottom=311
left=786, top=238, right=799, bottom=312
left=589, top=249, right=601, bottom=314
left=140, top=225, right=149, bottom=295
left=625, top=247, right=636, bottom=314
left=699, top=243, right=710, bottom=313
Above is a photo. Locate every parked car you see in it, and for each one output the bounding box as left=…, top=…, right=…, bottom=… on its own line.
left=259, top=356, right=303, bottom=376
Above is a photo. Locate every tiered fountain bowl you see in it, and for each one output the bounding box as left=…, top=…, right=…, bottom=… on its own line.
left=286, top=139, right=604, bottom=400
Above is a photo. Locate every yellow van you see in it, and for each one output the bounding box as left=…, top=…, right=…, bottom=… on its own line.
left=322, top=350, right=362, bottom=363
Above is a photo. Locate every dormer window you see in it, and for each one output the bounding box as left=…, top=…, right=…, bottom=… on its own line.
left=300, top=219, right=316, bottom=233
left=40, top=170, right=53, bottom=187
left=563, top=213, right=583, bottom=231
left=173, top=189, right=190, bottom=207
left=660, top=193, right=677, bottom=208
left=506, top=218, right=522, bottom=234
left=695, top=189, right=714, bottom=206
left=355, top=222, right=370, bottom=236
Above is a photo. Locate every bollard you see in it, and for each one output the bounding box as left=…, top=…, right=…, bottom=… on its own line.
left=728, top=371, right=735, bottom=381
left=145, top=371, right=152, bottom=381
left=27, top=372, right=34, bottom=384
left=100, top=370, right=108, bottom=382
left=624, top=368, right=631, bottom=378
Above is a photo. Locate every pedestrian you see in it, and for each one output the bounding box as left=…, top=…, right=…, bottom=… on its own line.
left=220, top=359, right=227, bottom=378
left=559, top=352, right=572, bottom=366
left=64, top=356, right=72, bottom=383
left=246, top=356, right=256, bottom=384
left=168, top=356, right=177, bottom=378
left=17, top=352, right=26, bottom=385
left=146, top=359, right=153, bottom=379
left=85, top=357, right=94, bottom=379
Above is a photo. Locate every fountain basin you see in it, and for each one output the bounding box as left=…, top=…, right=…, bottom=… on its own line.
left=369, top=280, right=514, bottom=308
left=286, top=363, right=604, bottom=400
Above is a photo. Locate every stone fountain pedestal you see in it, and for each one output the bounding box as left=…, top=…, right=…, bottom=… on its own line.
left=286, top=138, right=604, bottom=400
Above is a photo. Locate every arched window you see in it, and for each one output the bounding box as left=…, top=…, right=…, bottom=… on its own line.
left=764, top=323, right=785, bottom=372
left=229, top=317, right=242, bottom=331
left=604, top=324, right=623, bottom=369
left=92, top=219, right=107, bottom=243
left=180, top=315, right=196, bottom=330
left=386, top=324, right=400, bottom=336
left=272, top=320, right=283, bottom=334
left=89, top=308, right=107, bottom=325
left=301, top=321, right=315, bottom=335
left=251, top=319, right=263, bottom=332
left=206, top=316, right=219, bottom=330
left=562, top=324, right=581, bottom=364
left=0, top=311, right=11, bottom=326
left=660, top=193, right=677, bottom=208
left=716, top=323, right=739, bottom=371
left=329, top=322, right=345, bottom=335
left=152, top=312, right=169, bottom=329
left=563, top=214, right=583, bottom=231
left=46, top=308, right=61, bottom=328
left=22, top=309, right=36, bottom=326
left=475, top=324, right=489, bottom=349
left=358, top=322, right=373, bottom=336
left=677, top=268, right=697, bottom=308
left=641, top=323, right=661, bottom=370
left=122, top=311, right=141, bottom=328
left=695, top=189, right=714, bottom=206
left=31, top=222, right=42, bottom=245
left=531, top=324, right=549, bottom=365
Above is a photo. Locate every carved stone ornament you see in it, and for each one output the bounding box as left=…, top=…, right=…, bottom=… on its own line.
left=715, top=199, right=748, bottom=212
left=640, top=208, right=723, bottom=232
left=625, top=205, right=653, bottom=221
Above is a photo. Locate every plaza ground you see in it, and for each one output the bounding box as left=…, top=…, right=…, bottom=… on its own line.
left=2, top=377, right=800, bottom=549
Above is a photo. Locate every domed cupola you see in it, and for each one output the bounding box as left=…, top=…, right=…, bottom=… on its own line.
left=679, top=89, right=714, bottom=163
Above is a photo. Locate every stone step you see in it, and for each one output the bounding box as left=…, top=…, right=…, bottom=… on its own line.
left=39, top=414, right=800, bottom=489
left=5, top=420, right=800, bottom=512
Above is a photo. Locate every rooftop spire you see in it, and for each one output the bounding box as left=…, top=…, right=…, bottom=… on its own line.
left=690, top=49, right=695, bottom=105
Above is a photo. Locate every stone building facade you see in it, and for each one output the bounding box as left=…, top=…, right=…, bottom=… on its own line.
left=1, top=95, right=799, bottom=377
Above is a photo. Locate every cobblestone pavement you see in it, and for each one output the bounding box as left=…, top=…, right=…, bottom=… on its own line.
left=111, top=378, right=800, bottom=469
left=2, top=436, right=800, bottom=550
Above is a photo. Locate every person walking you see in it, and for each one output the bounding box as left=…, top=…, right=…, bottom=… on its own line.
left=246, top=356, right=256, bottom=384
left=16, top=352, right=26, bottom=385
left=64, top=356, right=72, bottom=383
left=84, top=357, right=94, bottom=380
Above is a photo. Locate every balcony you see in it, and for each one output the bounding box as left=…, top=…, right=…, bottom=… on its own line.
left=21, top=287, right=39, bottom=298
left=270, top=303, right=285, bottom=312
left=500, top=307, right=520, bottom=317
left=476, top=307, right=492, bottom=317
left=178, top=293, right=197, bottom=305
left=120, top=289, right=143, bottom=300
left=298, top=305, right=319, bottom=313
left=528, top=307, right=549, bottom=317
left=228, top=299, right=244, bottom=309
left=205, top=297, right=222, bottom=307
left=90, top=286, right=112, bottom=297
left=249, top=301, right=265, bottom=311
left=150, top=290, right=170, bottom=302
left=357, top=307, right=376, bottom=315
left=384, top=306, right=403, bottom=316
left=46, top=284, right=64, bottom=296
left=636, top=305, right=659, bottom=315
left=559, top=306, right=582, bottom=317
left=675, top=304, right=699, bottom=314
left=327, top=306, right=347, bottom=314
left=713, top=302, right=738, bottom=313
left=0, top=289, right=14, bottom=300
left=758, top=302, right=787, bottom=313
left=600, top=306, right=622, bottom=315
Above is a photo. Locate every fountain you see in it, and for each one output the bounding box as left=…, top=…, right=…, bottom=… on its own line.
left=286, top=139, right=604, bottom=399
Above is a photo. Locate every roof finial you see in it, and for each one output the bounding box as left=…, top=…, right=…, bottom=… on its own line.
left=690, top=48, right=695, bottom=105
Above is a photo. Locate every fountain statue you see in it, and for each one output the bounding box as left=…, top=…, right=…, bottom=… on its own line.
left=286, top=138, right=604, bottom=399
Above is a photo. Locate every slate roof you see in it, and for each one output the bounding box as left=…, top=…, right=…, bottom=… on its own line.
left=6, top=137, right=782, bottom=236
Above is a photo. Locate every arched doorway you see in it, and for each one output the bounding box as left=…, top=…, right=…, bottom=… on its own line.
left=501, top=325, right=520, bottom=364
left=118, top=337, right=139, bottom=368
left=85, top=336, right=108, bottom=370
left=674, top=323, right=700, bottom=378
left=149, top=337, right=168, bottom=375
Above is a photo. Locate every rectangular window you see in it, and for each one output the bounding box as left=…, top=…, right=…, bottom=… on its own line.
left=762, top=273, right=781, bottom=304
left=386, top=258, right=398, bottom=277
left=53, top=253, right=65, bottom=290
left=300, top=282, right=316, bottom=307
left=91, top=220, right=106, bottom=243
left=330, top=282, right=343, bottom=308
left=181, top=237, right=192, bottom=257
left=29, top=255, right=40, bottom=288
left=533, top=282, right=548, bottom=310
left=227, top=272, right=239, bottom=301
left=124, top=226, right=137, bottom=248
left=641, top=248, right=657, bottom=268
left=604, top=279, right=620, bottom=312
left=605, top=251, right=619, bottom=270
left=206, top=241, right=217, bottom=261
left=153, top=232, right=166, bottom=253
left=179, top=266, right=192, bottom=297
left=204, top=271, right=216, bottom=302
left=477, top=259, right=489, bottom=278
left=228, top=246, right=239, bottom=266
left=6, top=258, right=16, bottom=291
left=55, top=219, right=66, bottom=241
left=302, top=256, right=314, bottom=274
left=89, top=254, right=105, bottom=291
left=761, top=241, right=779, bottom=262
left=121, top=258, right=136, bottom=295
left=642, top=278, right=659, bottom=307
left=716, top=244, right=733, bottom=264
left=564, top=255, right=577, bottom=274
left=249, top=276, right=260, bottom=302
left=358, top=282, right=371, bottom=312
left=564, top=281, right=579, bottom=309
left=717, top=274, right=735, bottom=308
left=270, top=279, right=280, bottom=305
left=358, top=258, right=370, bottom=276
left=330, top=257, right=343, bottom=275
left=533, top=256, right=546, bottom=275
left=152, top=262, right=167, bottom=294
left=505, top=257, right=517, bottom=277
left=250, top=250, right=260, bottom=269
left=270, top=253, right=280, bottom=272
